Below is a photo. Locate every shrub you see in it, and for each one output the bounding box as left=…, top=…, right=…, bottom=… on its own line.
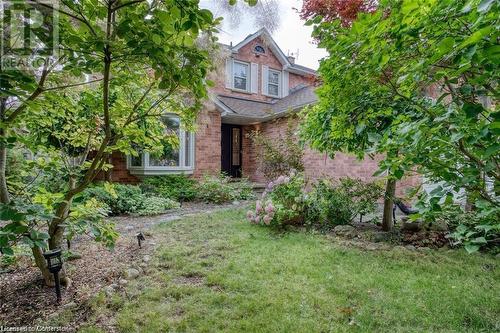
left=305, top=178, right=382, bottom=228
left=141, top=175, right=196, bottom=201
left=67, top=198, right=117, bottom=247
left=247, top=172, right=306, bottom=226
left=135, top=196, right=180, bottom=216
left=80, top=183, right=144, bottom=215
left=248, top=118, right=304, bottom=181
left=195, top=174, right=234, bottom=203
left=195, top=174, right=255, bottom=204
left=230, top=178, right=255, bottom=201
left=430, top=203, right=500, bottom=253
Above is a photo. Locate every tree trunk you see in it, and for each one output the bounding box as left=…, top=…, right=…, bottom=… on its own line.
left=32, top=246, right=56, bottom=286
left=105, top=154, right=112, bottom=182
left=382, top=178, right=396, bottom=231
left=40, top=177, right=77, bottom=286
left=0, top=98, right=10, bottom=204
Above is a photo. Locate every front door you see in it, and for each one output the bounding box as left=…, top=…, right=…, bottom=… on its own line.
left=221, top=124, right=242, bottom=177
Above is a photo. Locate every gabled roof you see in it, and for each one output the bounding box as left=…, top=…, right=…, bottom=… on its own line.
left=230, top=28, right=318, bottom=77
left=213, top=85, right=317, bottom=123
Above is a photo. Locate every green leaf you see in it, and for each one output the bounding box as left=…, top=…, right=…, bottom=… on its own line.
left=472, top=236, right=487, bottom=244
left=463, top=103, right=484, bottom=118
left=459, top=26, right=492, bottom=49
left=437, top=37, right=454, bottom=55
left=152, top=34, right=162, bottom=45
left=464, top=244, right=480, bottom=253
left=367, top=132, right=381, bottom=143
left=0, top=247, right=14, bottom=255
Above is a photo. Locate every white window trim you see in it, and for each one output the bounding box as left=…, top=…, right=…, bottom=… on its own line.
left=267, top=68, right=281, bottom=98
left=232, top=60, right=250, bottom=93
left=127, top=131, right=195, bottom=176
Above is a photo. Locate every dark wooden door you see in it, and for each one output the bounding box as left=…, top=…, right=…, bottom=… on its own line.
left=221, top=124, right=242, bottom=178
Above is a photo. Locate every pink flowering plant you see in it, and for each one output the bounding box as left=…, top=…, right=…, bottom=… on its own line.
left=247, top=171, right=306, bottom=227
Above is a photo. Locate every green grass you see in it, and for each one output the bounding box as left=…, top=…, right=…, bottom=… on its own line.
left=81, top=209, right=500, bottom=333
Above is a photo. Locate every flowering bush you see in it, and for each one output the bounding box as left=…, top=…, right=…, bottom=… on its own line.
left=247, top=172, right=306, bottom=227
left=248, top=175, right=383, bottom=230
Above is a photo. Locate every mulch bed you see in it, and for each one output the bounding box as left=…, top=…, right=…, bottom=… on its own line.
left=0, top=234, right=152, bottom=329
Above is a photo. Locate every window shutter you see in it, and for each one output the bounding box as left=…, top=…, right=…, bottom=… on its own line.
left=282, top=71, right=289, bottom=97
left=262, top=65, right=268, bottom=95
left=225, top=58, right=232, bottom=89
left=250, top=63, right=258, bottom=94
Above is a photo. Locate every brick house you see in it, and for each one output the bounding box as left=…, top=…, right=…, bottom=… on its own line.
left=110, top=28, right=420, bottom=194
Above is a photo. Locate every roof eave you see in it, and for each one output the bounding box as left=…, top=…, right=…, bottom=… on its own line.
left=231, top=28, right=291, bottom=67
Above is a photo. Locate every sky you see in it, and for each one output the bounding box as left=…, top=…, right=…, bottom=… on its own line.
left=199, top=0, right=328, bottom=70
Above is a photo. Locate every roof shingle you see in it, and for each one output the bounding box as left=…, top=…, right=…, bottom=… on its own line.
left=215, top=85, right=317, bottom=120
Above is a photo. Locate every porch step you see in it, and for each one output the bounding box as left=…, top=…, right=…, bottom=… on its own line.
left=252, top=183, right=266, bottom=194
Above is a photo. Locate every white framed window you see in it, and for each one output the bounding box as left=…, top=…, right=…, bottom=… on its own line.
left=127, top=114, right=195, bottom=176
left=268, top=69, right=281, bottom=97
left=233, top=60, right=249, bottom=92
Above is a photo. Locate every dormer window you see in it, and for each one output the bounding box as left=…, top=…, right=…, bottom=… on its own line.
left=268, top=69, right=281, bottom=97
left=233, top=60, right=249, bottom=92
left=254, top=45, right=265, bottom=54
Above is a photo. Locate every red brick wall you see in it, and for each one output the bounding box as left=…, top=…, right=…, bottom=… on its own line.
left=242, top=116, right=421, bottom=196
left=210, top=37, right=312, bottom=101
left=105, top=151, right=141, bottom=184
left=193, top=109, right=221, bottom=177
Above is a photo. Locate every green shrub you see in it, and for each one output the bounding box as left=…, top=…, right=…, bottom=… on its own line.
left=229, top=178, right=255, bottom=201
left=195, top=174, right=234, bottom=204
left=141, top=175, right=196, bottom=201
left=80, top=183, right=144, bottom=215
left=432, top=203, right=500, bottom=254
left=305, top=178, right=382, bottom=228
left=247, top=173, right=306, bottom=226
left=195, top=174, right=255, bottom=204
left=135, top=196, right=180, bottom=216
left=247, top=175, right=382, bottom=229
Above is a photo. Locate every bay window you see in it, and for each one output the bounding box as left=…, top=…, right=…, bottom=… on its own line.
left=127, top=114, right=195, bottom=175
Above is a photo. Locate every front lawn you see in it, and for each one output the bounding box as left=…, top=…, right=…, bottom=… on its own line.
left=81, top=209, right=499, bottom=332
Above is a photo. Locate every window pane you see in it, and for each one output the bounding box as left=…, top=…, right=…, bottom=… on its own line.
left=268, top=84, right=279, bottom=96
left=269, top=71, right=279, bottom=84
left=149, top=150, right=179, bottom=166
left=130, top=154, right=142, bottom=166
left=185, top=132, right=192, bottom=167
left=232, top=128, right=240, bottom=166
left=233, top=62, right=247, bottom=78
left=234, top=77, right=247, bottom=90
left=149, top=115, right=180, bottom=167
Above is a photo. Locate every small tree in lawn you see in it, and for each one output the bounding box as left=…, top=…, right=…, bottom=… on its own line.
left=299, top=0, right=408, bottom=231
left=0, top=0, right=219, bottom=285
left=300, top=86, right=415, bottom=231
left=301, top=0, right=499, bottom=242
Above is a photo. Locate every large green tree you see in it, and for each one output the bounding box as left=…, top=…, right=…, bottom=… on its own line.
left=300, top=0, right=499, bottom=236
left=1, top=0, right=220, bottom=285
